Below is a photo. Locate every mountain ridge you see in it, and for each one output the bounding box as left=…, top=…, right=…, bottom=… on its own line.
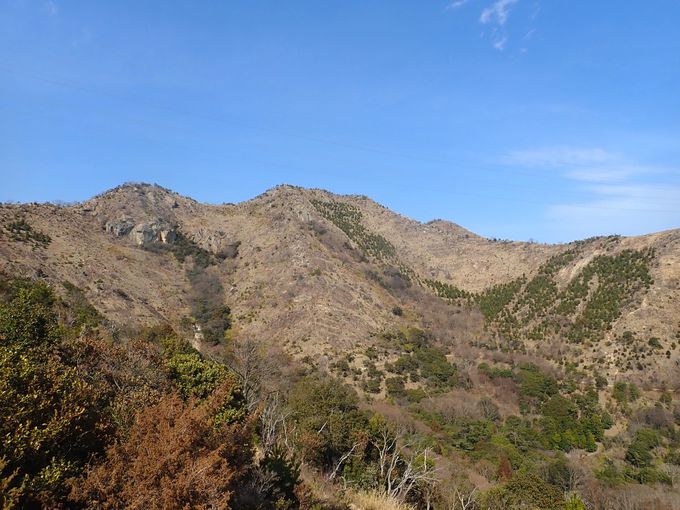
left=1, top=182, right=678, bottom=387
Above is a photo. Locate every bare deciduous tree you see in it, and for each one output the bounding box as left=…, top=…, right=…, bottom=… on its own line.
left=371, top=426, right=439, bottom=502
left=259, top=391, right=290, bottom=454
left=327, top=441, right=361, bottom=482
left=445, top=481, right=478, bottom=510
left=229, top=338, right=273, bottom=411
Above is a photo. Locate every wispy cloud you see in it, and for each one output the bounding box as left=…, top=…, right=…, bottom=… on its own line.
left=504, top=147, right=617, bottom=168
left=480, top=0, right=518, bottom=26
left=505, top=146, right=680, bottom=238
left=43, top=0, right=58, bottom=17
left=447, top=0, right=474, bottom=9
left=479, top=0, right=521, bottom=51
left=504, top=147, right=660, bottom=183
left=492, top=36, right=508, bottom=50
left=447, top=0, right=538, bottom=51
left=545, top=183, right=680, bottom=239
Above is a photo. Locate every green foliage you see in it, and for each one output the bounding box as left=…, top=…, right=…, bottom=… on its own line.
left=539, top=394, right=603, bottom=452
left=476, top=277, right=525, bottom=321
left=481, top=472, right=564, bottom=510
left=478, top=364, right=609, bottom=453
left=613, top=381, right=639, bottom=406
left=0, top=280, right=108, bottom=507
left=406, top=388, right=427, bottom=403
left=613, top=381, right=628, bottom=404
left=423, top=279, right=470, bottom=300
left=628, top=383, right=640, bottom=401
left=478, top=362, right=514, bottom=380
left=473, top=247, right=656, bottom=351
left=595, top=458, right=625, bottom=486
left=0, top=279, right=58, bottom=350
left=647, top=337, right=662, bottom=350
left=625, top=428, right=660, bottom=468
left=515, top=363, right=558, bottom=408
left=566, top=249, right=655, bottom=343
left=383, top=327, right=458, bottom=392
left=2, top=218, right=51, bottom=248
left=564, top=493, right=587, bottom=510
left=163, top=346, right=246, bottom=424
left=362, top=376, right=382, bottom=394
left=385, top=376, right=406, bottom=399
left=165, top=350, right=229, bottom=399
left=144, top=229, right=216, bottom=269
left=660, top=391, right=672, bottom=406
left=311, top=200, right=396, bottom=260
left=287, top=376, right=368, bottom=471
left=259, top=445, right=302, bottom=507
left=625, top=466, right=672, bottom=485
left=143, top=230, right=230, bottom=344
left=414, top=347, right=457, bottom=389
left=62, top=281, right=103, bottom=330
left=451, top=419, right=495, bottom=451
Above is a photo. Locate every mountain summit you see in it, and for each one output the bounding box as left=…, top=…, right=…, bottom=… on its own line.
left=1, top=183, right=678, bottom=385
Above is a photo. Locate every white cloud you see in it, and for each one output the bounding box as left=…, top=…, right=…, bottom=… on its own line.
left=480, top=0, right=519, bottom=26
left=545, top=183, right=680, bottom=238
left=448, top=0, right=474, bottom=9
left=565, top=166, right=648, bottom=183
left=447, top=0, right=530, bottom=51
left=504, top=147, right=617, bottom=168
left=504, top=147, right=662, bottom=183
left=492, top=36, right=508, bottom=50
left=507, top=145, right=680, bottom=238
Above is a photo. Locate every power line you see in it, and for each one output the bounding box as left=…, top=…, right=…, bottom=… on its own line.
left=1, top=66, right=679, bottom=214
left=0, top=65, right=564, bottom=179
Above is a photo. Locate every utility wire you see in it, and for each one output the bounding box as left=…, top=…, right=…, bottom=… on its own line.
left=1, top=66, right=679, bottom=214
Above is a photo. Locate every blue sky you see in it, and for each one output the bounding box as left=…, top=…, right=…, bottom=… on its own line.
left=1, top=1, right=679, bottom=242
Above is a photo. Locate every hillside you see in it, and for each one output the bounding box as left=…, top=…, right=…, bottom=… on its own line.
left=2, top=183, right=680, bottom=509
left=1, top=183, right=678, bottom=386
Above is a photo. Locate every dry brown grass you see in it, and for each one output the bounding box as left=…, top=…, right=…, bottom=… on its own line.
left=346, top=490, right=414, bottom=510
left=1, top=183, right=678, bottom=387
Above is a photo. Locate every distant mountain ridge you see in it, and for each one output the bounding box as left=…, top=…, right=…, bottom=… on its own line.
left=1, top=182, right=678, bottom=387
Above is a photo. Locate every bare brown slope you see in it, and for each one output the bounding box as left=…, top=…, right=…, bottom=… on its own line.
left=306, top=189, right=561, bottom=292
left=0, top=185, right=407, bottom=358
left=0, top=183, right=678, bottom=384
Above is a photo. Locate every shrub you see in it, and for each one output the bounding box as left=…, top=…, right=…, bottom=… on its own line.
left=406, top=388, right=427, bottom=403
left=481, top=473, right=564, bottom=510
left=0, top=280, right=109, bottom=507
left=2, top=218, right=51, bottom=248
left=71, top=383, right=253, bottom=509
left=625, top=428, right=660, bottom=468
left=385, top=376, right=406, bottom=399
left=287, top=376, right=368, bottom=471
left=660, top=391, right=672, bottom=406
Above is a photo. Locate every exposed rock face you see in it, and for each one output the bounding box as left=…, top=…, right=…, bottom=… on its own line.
left=160, top=230, right=177, bottom=244
left=104, top=219, right=134, bottom=237
left=129, top=221, right=176, bottom=245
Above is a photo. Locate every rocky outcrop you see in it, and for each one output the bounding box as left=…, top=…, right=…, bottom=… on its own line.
left=129, top=220, right=177, bottom=245
left=104, top=219, right=134, bottom=237
left=104, top=217, right=177, bottom=245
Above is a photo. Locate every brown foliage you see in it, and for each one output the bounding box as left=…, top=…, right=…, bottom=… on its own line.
left=497, top=455, right=513, bottom=482
left=71, top=382, right=254, bottom=510
left=63, top=334, right=170, bottom=432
